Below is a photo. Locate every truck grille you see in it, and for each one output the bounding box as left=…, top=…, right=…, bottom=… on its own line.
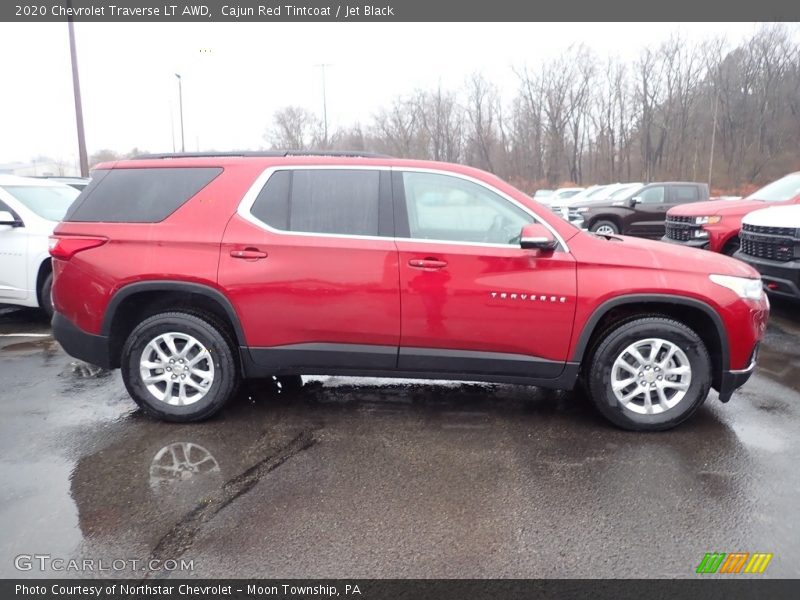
left=741, top=223, right=797, bottom=237
left=664, top=216, right=696, bottom=242
left=739, top=224, right=798, bottom=263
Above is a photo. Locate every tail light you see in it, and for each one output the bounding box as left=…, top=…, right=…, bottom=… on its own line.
left=48, top=235, right=108, bottom=260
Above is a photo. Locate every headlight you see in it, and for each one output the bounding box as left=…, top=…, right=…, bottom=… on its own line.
left=709, top=274, right=764, bottom=300
left=576, top=207, right=590, bottom=213
left=695, top=216, right=721, bottom=226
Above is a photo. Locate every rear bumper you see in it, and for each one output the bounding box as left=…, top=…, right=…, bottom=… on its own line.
left=52, top=311, right=112, bottom=369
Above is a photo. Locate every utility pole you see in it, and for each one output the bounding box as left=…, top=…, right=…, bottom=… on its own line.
left=708, top=89, right=719, bottom=188
left=175, top=73, right=185, bottom=152
left=67, top=2, right=89, bottom=177
left=315, top=64, right=332, bottom=147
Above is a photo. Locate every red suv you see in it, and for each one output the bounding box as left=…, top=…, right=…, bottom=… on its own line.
left=663, top=172, right=800, bottom=255
left=50, top=152, right=769, bottom=431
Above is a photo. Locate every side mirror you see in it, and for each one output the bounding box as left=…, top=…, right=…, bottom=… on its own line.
left=0, top=210, right=21, bottom=227
left=520, top=223, right=557, bottom=251
left=630, top=196, right=641, bottom=206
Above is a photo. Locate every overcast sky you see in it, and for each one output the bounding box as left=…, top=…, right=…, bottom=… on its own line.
left=0, top=22, right=772, bottom=167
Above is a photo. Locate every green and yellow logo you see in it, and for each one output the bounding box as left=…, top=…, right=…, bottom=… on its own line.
left=696, top=552, right=773, bottom=574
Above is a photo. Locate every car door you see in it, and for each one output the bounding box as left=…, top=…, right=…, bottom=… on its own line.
left=0, top=197, right=29, bottom=301
left=625, top=185, right=668, bottom=238
left=219, top=166, right=401, bottom=371
left=393, top=169, right=577, bottom=379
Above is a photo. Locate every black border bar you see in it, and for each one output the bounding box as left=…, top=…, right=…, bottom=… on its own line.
left=3, top=579, right=800, bottom=600
left=3, top=0, right=800, bottom=22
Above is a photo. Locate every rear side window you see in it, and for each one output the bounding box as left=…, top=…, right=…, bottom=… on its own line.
left=673, top=186, right=700, bottom=202
left=64, top=167, right=222, bottom=223
left=250, top=169, right=381, bottom=236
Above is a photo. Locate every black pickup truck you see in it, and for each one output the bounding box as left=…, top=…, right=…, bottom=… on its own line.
left=566, top=182, right=710, bottom=238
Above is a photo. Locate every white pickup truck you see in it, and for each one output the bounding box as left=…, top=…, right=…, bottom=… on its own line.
left=0, top=175, right=80, bottom=317
left=735, top=204, right=800, bottom=300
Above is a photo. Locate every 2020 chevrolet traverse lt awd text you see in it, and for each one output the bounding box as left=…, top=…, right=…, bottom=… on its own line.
left=50, top=152, right=769, bottom=431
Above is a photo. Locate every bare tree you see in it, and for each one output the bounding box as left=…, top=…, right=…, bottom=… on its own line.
left=264, top=106, right=324, bottom=150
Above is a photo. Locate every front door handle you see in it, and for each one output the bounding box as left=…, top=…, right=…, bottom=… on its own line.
left=409, top=258, right=448, bottom=269
left=230, top=248, right=268, bottom=260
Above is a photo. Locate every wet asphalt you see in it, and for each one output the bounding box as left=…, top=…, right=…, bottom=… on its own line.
left=0, top=300, right=798, bottom=579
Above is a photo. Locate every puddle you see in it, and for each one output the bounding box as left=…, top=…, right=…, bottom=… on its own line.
left=731, top=422, right=787, bottom=453
left=3, top=338, right=57, bottom=353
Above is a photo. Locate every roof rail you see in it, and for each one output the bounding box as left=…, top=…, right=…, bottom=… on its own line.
left=131, top=150, right=392, bottom=160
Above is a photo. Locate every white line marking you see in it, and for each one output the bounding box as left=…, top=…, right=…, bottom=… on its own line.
left=0, top=333, right=51, bottom=338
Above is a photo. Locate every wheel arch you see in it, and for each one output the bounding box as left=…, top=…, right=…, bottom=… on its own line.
left=572, top=294, right=729, bottom=392
left=102, top=281, right=246, bottom=369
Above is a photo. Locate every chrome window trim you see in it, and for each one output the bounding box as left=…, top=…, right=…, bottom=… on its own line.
left=236, top=164, right=570, bottom=252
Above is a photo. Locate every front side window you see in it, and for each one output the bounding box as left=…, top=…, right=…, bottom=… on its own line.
left=401, top=171, right=533, bottom=245
left=638, top=186, right=665, bottom=204
left=1, top=185, right=79, bottom=222
left=251, top=169, right=381, bottom=237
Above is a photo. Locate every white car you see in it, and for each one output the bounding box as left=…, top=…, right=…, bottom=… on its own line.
left=538, top=186, right=585, bottom=207
left=0, top=175, right=81, bottom=317
left=735, top=204, right=800, bottom=300
left=548, top=184, right=606, bottom=212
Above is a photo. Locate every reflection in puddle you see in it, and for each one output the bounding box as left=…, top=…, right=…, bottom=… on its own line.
left=149, top=442, right=221, bottom=491
left=67, top=361, right=111, bottom=379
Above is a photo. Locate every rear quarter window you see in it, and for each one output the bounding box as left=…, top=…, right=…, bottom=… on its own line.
left=64, top=167, right=223, bottom=223
left=673, top=186, right=700, bottom=202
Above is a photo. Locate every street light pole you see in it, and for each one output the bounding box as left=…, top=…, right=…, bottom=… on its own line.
left=66, top=2, right=89, bottom=177
left=175, top=73, right=185, bottom=153
left=315, top=64, right=332, bottom=147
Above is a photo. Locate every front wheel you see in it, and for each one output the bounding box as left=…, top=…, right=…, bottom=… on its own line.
left=121, top=312, right=240, bottom=422
left=590, top=220, right=620, bottom=235
left=587, top=317, right=711, bottom=431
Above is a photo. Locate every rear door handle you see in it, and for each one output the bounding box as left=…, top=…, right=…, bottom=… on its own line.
left=409, top=258, right=448, bottom=269
left=230, top=248, right=268, bottom=260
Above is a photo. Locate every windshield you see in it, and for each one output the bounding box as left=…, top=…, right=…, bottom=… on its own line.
left=587, top=186, right=608, bottom=197
left=609, top=185, right=641, bottom=200
left=747, top=173, right=800, bottom=202
left=1, top=185, right=79, bottom=221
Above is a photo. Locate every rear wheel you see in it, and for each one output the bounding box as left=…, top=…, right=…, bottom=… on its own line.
left=39, top=272, right=53, bottom=320
left=121, top=312, right=239, bottom=422
left=587, top=317, right=711, bottom=431
left=590, top=220, right=619, bottom=235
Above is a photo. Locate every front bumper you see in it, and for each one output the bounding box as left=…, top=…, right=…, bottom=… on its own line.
left=717, top=345, right=759, bottom=403
left=52, top=311, right=112, bottom=369
left=735, top=253, right=800, bottom=300
left=660, top=235, right=709, bottom=249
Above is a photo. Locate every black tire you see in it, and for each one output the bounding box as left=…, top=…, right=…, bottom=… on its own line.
left=39, top=272, right=53, bottom=320
left=587, top=317, right=711, bottom=431
left=121, top=312, right=240, bottom=422
left=590, top=220, right=620, bottom=235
